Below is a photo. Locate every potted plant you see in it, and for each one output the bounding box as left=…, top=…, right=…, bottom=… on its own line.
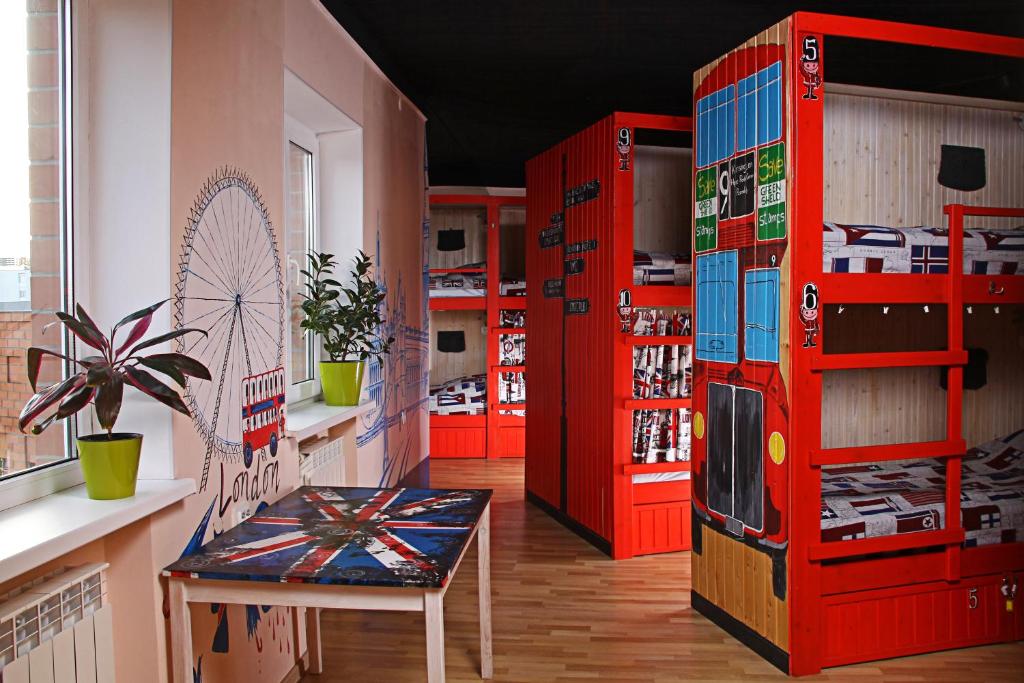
left=18, top=301, right=210, bottom=500
left=300, top=251, right=394, bottom=406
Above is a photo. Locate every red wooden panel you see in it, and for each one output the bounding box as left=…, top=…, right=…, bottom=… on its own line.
left=622, top=461, right=691, bottom=475
left=524, top=136, right=566, bottom=508
left=429, top=424, right=486, bottom=459
left=632, top=285, right=692, bottom=308
left=631, top=501, right=692, bottom=556
left=563, top=115, right=616, bottom=542
left=821, top=577, right=1014, bottom=668
left=429, top=297, right=487, bottom=311
left=810, top=439, right=965, bottom=467
left=632, top=480, right=691, bottom=505
left=526, top=112, right=693, bottom=558
left=495, top=426, right=525, bottom=458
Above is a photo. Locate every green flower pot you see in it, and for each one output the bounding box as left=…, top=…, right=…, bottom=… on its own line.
left=321, top=361, right=364, bottom=406
left=77, top=433, right=143, bottom=500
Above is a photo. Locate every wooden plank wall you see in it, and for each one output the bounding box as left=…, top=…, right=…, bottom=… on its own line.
left=823, top=92, right=1024, bottom=228
left=822, top=93, right=1024, bottom=449
left=963, top=304, right=1024, bottom=446
left=428, top=309, right=486, bottom=386
left=692, top=525, right=788, bottom=650
left=499, top=205, right=526, bottom=279
left=429, top=205, right=488, bottom=268
left=633, top=145, right=692, bottom=254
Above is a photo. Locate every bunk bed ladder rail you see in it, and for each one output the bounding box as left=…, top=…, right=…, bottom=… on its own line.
left=806, top=203, right=983, bottom=577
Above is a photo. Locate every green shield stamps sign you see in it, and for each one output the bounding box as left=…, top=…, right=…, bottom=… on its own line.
left=695, top=166, right=718, bottom=252
left=757, top=142, right=786, bottom=240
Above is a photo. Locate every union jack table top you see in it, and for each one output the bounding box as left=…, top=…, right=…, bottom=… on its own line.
left=163, top=486, right=492, bottom=588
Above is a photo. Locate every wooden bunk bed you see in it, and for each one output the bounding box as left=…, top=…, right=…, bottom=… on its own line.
left=428, top=193, right=527, bottom=459
left=525, top=113, right=695, bottom=559
left=688, top=12, right=1024, bottom=675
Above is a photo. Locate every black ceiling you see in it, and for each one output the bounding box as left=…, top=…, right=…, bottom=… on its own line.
left=320, top=1, right=1024, bottom=188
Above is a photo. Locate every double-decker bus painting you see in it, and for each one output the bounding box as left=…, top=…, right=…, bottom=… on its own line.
left=242, top=368, right=286, bottom=467
left=692, top=42, right=790, bottom=550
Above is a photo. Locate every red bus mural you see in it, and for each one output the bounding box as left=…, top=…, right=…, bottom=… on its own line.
left=241, top=367, right=286, bottom=466
left=692, top=43, right=791, bottom=551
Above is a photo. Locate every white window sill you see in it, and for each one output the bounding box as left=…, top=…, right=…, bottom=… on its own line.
left=0, top=478, right=195, bottom=585
left=286, top=399, right=375, bottom=441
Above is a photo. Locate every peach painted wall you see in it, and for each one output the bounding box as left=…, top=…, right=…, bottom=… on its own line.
left=285, top=0, right=430, bottom=488
left=153, top=1, right=427, bottom=682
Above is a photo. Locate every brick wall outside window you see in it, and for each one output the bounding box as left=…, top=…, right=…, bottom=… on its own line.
left=1, top=0, right=67, bottom=476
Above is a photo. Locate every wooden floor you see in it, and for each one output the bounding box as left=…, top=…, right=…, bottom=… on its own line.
left=303, top=459, right=1023, bottom=682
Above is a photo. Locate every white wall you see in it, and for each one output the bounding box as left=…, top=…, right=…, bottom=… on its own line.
left=77, top=0, right=173, bottom=479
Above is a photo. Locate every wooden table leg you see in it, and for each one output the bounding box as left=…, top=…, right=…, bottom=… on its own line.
left=424, top=590, right=446, bottom=683
left=478, top=504, right=493, bottom=679
left=291, top=607, right=303, bottom=669
left=168, top=579, right=193, bottom=683
left=306, top=607, right=323, bottom=674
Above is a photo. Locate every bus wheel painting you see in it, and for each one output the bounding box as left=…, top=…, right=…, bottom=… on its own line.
left=269, top=433, right=278, bottom=457
left=243, top=442, right=254, bottom=468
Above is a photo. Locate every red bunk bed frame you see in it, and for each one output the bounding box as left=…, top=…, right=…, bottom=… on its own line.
left=525, top=112, right=695, bottom=559
left=428, top=193, right=527, bottom=459
left=689, top=12, right=1024, bottom=676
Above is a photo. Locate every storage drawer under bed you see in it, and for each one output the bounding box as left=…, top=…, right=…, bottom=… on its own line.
left=821, top=574, right=1020, bottom=668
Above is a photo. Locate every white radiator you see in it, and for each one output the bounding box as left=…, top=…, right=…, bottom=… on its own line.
left=0, top=563, right=113, bottom=683
left=299, top=437, right=345, bottom=486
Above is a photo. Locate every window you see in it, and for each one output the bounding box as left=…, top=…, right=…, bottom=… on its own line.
left=695, top=84, right=734, bottom=168
left=285, top=118, right=318, bottom=402
left=744, top=268, right=780, bottom=363
left=0, top=1, right=74, bottom=480
left=695, top=251, right=738, bottom=363
left=736, top=61, right=782, bottom=152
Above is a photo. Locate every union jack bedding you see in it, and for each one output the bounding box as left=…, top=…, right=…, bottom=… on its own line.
left=429, top=375, right=486, bottom=415
left=497, top=370, right=525, bottom=405
left=633, top=250, right=692, bottom=286
left=499, top=333, right=525, bottom=365
left=429, top=273, right=487, bottom=297
left=823, top=223, right=1024, bottom=274
left=499, top=278, right=526, bottom=296
left=821, top=429, right=1024, bottom=546
left=630, top=309, right=693, bottom=464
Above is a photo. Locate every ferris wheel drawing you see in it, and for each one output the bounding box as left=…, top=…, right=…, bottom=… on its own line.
left=174, top=168, right=285, bottom=492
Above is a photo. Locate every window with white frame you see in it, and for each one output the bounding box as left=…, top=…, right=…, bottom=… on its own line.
left=285, top=118, right=318, bottom=401
left=284, top=69, right=364, bottom=405
left=0, top=0, right=74, bottom=479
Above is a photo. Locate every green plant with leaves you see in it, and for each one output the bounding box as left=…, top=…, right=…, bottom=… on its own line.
left=18, top=300, right=212, bottom=437
left=300, top=250, right=395, bottom=362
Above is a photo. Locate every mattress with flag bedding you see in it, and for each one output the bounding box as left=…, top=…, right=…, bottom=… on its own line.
left=823, top=222, right=1024, bottom=274
left=499, top=278, right=526, bottom=296
left=429, top=375, right=486, bottom=415
left=429, top=272, right=487, bottom=297
left=820, top=429, right=1024, bottom=546
left=633, top=251, right=692, bottom=285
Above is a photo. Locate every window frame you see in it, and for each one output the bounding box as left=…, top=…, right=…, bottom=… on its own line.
left=0, top=0, right=81, bottom=511
left=284, top=115, right=321, bottom=404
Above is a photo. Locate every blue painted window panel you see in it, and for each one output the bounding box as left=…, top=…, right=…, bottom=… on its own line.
left=736, top=61, right=782, bottom=152
left=696, top=251, right=739, bottom=363
left=696, top=85, right=735, bottom=168
left=744, top=268, right=780, bottom=363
